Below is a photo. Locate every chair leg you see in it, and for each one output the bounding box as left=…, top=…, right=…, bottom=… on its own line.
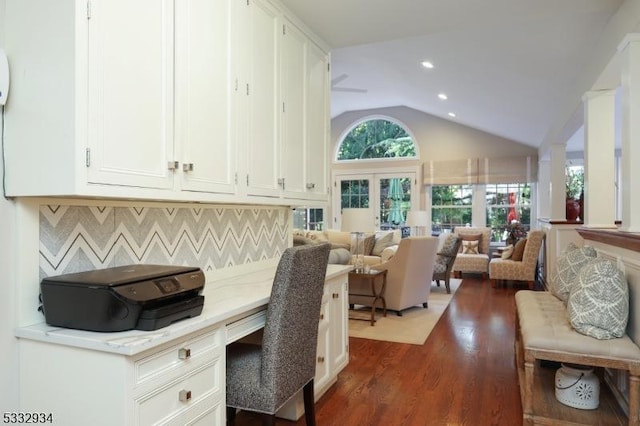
left=303, top=380, right=316, bottom=426
left=435, top=279, right=441, bottom=287
left=422, top=302, right=428, bottom=308
left=444, top=277, right=451, bottom=294
left=226, top=407, right=237, bottom=424
left=260, top=413, right=276, bottom=426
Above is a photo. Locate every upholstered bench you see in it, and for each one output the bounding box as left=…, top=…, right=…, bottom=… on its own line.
left=515, top=290, right=640, bottom=425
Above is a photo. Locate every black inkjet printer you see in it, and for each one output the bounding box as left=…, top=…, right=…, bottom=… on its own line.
left=39, top=264, right=205, bottom=332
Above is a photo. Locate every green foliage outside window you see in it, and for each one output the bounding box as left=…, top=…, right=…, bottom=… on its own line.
left=431, top=185, right=472, bottom=233
left=337, top=119, right=416, bottom=160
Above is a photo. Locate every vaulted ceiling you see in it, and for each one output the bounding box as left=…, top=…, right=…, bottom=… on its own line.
left=279, top=0, right=626, bottom=151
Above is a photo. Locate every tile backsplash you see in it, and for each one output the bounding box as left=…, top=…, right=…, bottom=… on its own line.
left=39, top=204, right=289, bottom=279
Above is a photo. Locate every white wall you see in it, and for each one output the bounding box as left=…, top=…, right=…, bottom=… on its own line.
left=0, top=0, right=20, bottom=411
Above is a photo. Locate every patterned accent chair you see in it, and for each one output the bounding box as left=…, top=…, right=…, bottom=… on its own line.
left=226, top=243, right=331, bottom=425
left=451, top=227, right=492, bottom=279
left=489, top=230, right=546, bottom=289
left=432, top=234, right=462, bottom=294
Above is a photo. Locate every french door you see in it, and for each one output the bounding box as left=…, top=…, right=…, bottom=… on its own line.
left=332, top=172, right=417, bottom=231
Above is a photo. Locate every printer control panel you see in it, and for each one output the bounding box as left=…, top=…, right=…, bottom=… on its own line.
left=113, top=270, right=205, bottom=303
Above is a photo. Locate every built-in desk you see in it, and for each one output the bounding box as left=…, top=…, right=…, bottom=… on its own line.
left=15, top=263, right=352, bottom=425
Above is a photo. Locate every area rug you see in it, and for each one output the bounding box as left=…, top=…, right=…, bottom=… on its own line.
left=348, top=279, right=462, bottom=345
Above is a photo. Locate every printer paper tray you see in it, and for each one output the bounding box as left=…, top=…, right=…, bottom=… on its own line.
left=136, top=295, right=205, bottom=331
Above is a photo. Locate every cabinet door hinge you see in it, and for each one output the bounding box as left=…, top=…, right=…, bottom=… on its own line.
left=86, top=0, right=91, bottom=19
left=282, top=102, right=285, bottom=113
left=246, top=83, right=250, bottom=96
left=246, top=174, right=249, bottom=186
left=85, top=148, right=91, bottom=167
left=282, top=24, right=286, bottom=35
left=234, top=172, right=238, bottom=185
left=327, top=62, right=331, bottom=72
left=246, top=0, right=250, bottom=6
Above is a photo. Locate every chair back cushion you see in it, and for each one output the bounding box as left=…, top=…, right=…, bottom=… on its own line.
left=454, top=227, right=491, bottom=255
left=261, top=243, right=330, bottom=407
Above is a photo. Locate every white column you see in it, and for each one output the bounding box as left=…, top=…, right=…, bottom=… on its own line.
left=550, top=144, right=567, bottom=221
left=582, top=90, right=617, bottom=228
left=618, top=34, right=640, bottom=232
left=537, top=158, right=551, bottom=219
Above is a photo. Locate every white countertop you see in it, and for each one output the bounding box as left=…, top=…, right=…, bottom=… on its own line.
left=15, top=263, right=352, bottom=356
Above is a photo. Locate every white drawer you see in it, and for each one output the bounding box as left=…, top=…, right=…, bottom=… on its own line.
left=135, top=359, right=222, bottom=426
left=226, top=309, right=266, bottom=343
left=134, top=328, right=222, bottom=386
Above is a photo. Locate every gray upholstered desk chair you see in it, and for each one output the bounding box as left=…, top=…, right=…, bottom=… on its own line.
left=226, top=243, right=331, bottom=425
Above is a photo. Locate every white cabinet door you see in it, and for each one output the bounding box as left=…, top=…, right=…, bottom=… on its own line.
left=279, top=19, right=306, bottom=198
left=304, top=42, right=330, bottom=201
left=87, top=0, right=175, bottom=190
left=331, top=279, right=349, bottom=372
left=314, top=291, right=332, bottom=392
left=241, top=0, right=280, bottom=198
left=175, top=0, right=235, bottom=195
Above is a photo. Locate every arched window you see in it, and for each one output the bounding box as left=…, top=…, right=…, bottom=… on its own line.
left=336, top=118, right=417, bottom=161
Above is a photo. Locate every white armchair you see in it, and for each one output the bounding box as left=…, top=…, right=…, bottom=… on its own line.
left=350, top=236, right=438, bottom=316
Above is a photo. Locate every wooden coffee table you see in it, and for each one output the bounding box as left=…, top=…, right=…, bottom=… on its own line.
left=348, top=269, right=387, bottom=326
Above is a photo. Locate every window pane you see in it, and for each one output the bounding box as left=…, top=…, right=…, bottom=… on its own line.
left=337, top=119, right=416, bottom=160
left=431, top=184, right=473, bottom=234
left=341, top=180, right=369, bottom=209
left=486, top=183, right=531, bottom=242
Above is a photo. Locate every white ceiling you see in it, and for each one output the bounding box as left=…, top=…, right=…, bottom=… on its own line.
left=279, top=0, right=624, bottom=149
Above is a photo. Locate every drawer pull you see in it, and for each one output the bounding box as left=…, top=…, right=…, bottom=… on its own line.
left=317, top=356, right=325, bottom=363
left=178, top=348, right=191, bottom=360
left=178, top=389, right=192, bottom=402
left=319, top=314, right=324, bottom=320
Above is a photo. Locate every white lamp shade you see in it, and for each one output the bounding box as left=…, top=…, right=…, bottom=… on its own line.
left=341, top=208, right=375, bottom=232
left=406, top=210, right=429, bottom=227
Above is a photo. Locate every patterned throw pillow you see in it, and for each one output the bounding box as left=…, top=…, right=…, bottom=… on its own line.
left=458, top=233, right=482, bottom=253
left=511, top=238, right=527, bottom=261
left=567, top=258, right=629, bottom=339
left=462, top=240, right=479, bottom=254
left=550, top=245, right=597, bottom=304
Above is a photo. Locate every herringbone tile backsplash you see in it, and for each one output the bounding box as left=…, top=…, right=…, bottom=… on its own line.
left=39, top=204, right=289, bottom=279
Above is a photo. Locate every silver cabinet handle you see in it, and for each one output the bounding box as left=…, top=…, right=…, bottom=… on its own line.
left=168, top=161, right=179, bottom=170
left=182, top=163, right=194, bottom=172
left=178, top=389, right=192, bottom=402
left=178, top=348, right=191, bottom=360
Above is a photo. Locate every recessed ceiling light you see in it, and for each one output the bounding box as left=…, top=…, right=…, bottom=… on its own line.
left=448, top=112, right=456, bottom=118
left=438, top=93, right=448, bottom=100
left=421, top=61, right=434, bottom=69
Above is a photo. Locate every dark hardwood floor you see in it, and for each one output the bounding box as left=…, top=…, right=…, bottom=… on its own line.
left=232, top=276, right=524, bottom=426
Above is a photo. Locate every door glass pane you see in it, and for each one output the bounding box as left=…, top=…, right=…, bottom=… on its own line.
left=379, top=177, right=411, bottom=230
left=340, top=179, right=370, bottom=209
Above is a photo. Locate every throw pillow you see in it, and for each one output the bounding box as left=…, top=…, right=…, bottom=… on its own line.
left=371, top=232, right=394, bottom=256
left=363, top=233, right=376, bottom=256
left=550, top=245, right=598, bottom=304
left=567, top=258, right=629, bottom=339
left=511, top=238, right=527, bottom=261
left=462, top=240, right=479, bottom=254
left=458, top=233, right=482, bottom=253
left=501, top=245, right=514, bottom=259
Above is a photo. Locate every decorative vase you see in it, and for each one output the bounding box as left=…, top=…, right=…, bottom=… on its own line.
left=350, top=232, right=365, bottom=273
left=566, top=198, right=580, bottom=221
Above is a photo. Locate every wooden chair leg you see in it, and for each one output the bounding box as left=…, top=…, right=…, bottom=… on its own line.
left=226, top=407, right=237, bottom=424
left=491, top=278, right=497, bottom=288
left=260, top=413, right=276, bottom=426
left=303, top=380, right=316, bottom=426
left=444, top=277, right=451, bottom=294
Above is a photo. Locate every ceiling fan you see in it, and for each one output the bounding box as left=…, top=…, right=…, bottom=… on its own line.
left=331, top=73, right=368, bottom=94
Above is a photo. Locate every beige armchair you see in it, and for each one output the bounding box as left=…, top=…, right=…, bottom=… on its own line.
left=489, top=230, right=545, bottom=289
left=451, top=227, right=491, bottom=278
left=351, top=236, right=438, bottom=316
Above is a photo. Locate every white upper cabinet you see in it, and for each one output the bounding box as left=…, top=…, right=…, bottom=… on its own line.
left=238, top=0, right=280, bottom=198
left=305, top=40, right=330, bottom=201
left=279, top=18, right=307, bottom=199
left=175, top=0, right=235, bottom=195
left=4, top=0, right=328, bottom=204
left=86, top=0, right=175, bottom=190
